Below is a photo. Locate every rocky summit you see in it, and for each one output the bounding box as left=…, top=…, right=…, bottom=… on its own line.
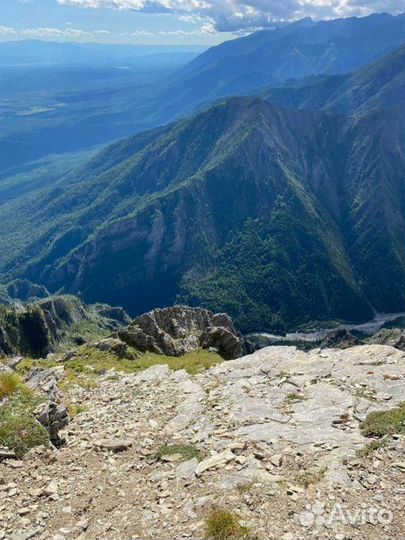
left=115, top=305, right=245, bottom=360
left=1, top=343, right=404, bottom=540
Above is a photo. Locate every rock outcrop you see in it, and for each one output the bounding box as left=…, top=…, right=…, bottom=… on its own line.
left=0, top=295, right=130, bottom=358
left=25, top=367, right=69, bottom=446
left=116, top=306, right=244, bottom=360
left=368, top=328, right=405, bottom=351
left=320, top=328, right=361, bottom=349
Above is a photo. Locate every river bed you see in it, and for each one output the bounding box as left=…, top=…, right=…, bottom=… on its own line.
left=247, top=312, right=404, bottom=349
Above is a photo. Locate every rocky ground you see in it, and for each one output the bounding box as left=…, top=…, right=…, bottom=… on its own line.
left=1, top=344, right=405, bottom=540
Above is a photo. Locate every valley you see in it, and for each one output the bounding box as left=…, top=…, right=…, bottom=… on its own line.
left=0, top=8, right=405, bottom=540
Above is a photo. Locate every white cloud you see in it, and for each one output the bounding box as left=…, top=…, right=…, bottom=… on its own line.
left=0, top=26, right=17, bottom=35
left=0, top=25, right=111, bottom=40
left=56, top=0, right=405, bottom=31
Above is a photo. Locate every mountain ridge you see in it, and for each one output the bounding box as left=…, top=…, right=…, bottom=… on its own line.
left=260, top=45, right=405, bottom=115
left=0, top=97, right=403, bottom=331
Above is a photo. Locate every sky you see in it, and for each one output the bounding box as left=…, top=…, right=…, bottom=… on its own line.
left=0, top=0, right=404, bottom=46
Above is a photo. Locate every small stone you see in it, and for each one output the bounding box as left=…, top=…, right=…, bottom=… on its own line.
left=77, top=518, right=89, bottom=531
left=95, top=439, right=133, bottom=452
left=177, top=458, right=198, bottom=480
left=8, top=460, right=24, bottom=469
left=43, top=481, right=58, bottom=497
left=376, top=392, right=392, bottom=401
left=269, top=454, right=283, bottom=467
left=0, top=449, right=16, bottom=460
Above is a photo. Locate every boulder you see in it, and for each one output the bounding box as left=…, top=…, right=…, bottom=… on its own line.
left=200, top=326, right=244, bottom=360
left=368, top=328, right=405, bottom=351
left=116, top=305, right=243, bottom=360
left=93, top=337, right=136, bottom=359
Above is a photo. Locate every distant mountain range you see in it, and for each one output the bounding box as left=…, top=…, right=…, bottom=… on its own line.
left=156, top=13, right=405, bottom=116
left=0, top=12, right=403, bottom=173
left=0, top=40, right=205, bottom=67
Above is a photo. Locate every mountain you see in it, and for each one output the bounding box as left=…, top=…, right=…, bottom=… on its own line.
left=0, top=97, right=403, bottom=332
left=261, top=45, right=405, bottom=115
left=0, top=13, right=403, bottom=173
left=154, top=13, right=405, bottom=118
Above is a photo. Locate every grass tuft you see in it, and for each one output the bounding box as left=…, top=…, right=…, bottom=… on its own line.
left=0, top=393, right=49, bottom=457
left=236, top=481, right=254, bottom=494
left=154, top=443, right=202, bottom=461
left=358, top=437, right=388, bottom=457
left=297, top=467, right=326, bottom=488
left=0, top=372, right=32, bottom=400
left=205, top=507, right=252, bottom=540
left=360, top=402, right=405, bottom=438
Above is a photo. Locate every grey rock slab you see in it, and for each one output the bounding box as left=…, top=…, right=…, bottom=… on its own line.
left=135, top=364, right=171, bottom=382
left=176, top=458, right=198, bottom=480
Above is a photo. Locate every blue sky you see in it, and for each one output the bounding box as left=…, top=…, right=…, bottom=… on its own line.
left=0, top=0, right=404, bottom=45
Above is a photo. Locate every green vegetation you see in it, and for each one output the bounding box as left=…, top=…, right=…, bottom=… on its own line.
left=297, top=467, right=326, bottom=488
left=358, top=437, right=388, bottom=457
left=59, top=345, right=222, bottom=377
left=154, top=444, right=202, bottom=461
left=0, top=372, right=32, bottom=400
left=236, top=481, right=254, bottom=494
left=66, top=402, right=88, bottom=418
left=1, top=90, right=402, bottom=332
left=16, top=346, right=223, bottom=391
left=360, top=402, right=405, bottom=438
left=0, top=391, right=49, bottom=457
left=205, top=508, right=252, bottom=540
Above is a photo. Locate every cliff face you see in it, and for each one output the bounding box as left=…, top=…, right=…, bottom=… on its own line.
left=0, top=296, right=130, bottom=358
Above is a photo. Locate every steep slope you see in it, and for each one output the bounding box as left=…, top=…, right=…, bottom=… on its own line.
left=0, top=98, right=403, bottom=331
left=261, top=45, right=405, bottom=115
